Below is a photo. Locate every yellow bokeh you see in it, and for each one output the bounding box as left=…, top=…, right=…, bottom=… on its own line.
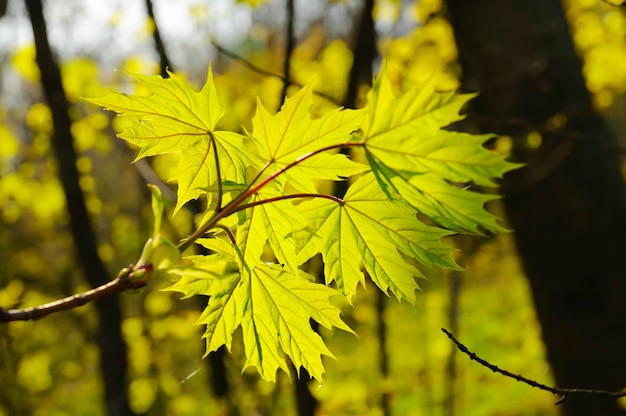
left=291, top=39, right=353, bottom=108
left=144, top=290, right=173, bottom=316
left=79, top=175, right=95, bottom=193
left=31, top=179, right=65, bottom=223
left=380, top=10, right=459, bottom=92
left=11, top=44, right=40, bottom=82
left=527, top=131, right=543, bottom=150
left=60, top=360, right=82, bottom=379
left=26, top=103, right=52, bottom=133
left=76, top=156, right=92, bottom=174
left=235, top=0, right=270, bottom=7
left=85, top=194, right=102, bottom=215
left=564, top=0, right=626, bottom=110
left=71, top=119, right=97, bottom=152
left=122, top=317, right=144, bottom=339
left=0, top=124, right=19, bottom=158
left=121, top=55, right=160, bottom=78
left=61, top=58, right=105, bottom=102
left=374, top=0, right=400, bottom=25
left=0, top=280, right=24, bottom=308
left=152, top=153, right=181, bottom=183
left=140, top=17, right=156, bottom=37
left=129, top=378, right=157, bottom=413
left=18, top=351, right=53, bottom=392
left=168, top=394, right=198, bottom=416
left=97, top=243, right=115, bottom=263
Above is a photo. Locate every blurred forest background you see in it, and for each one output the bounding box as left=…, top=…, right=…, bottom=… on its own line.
left=2, top=0, right=626, bottom=415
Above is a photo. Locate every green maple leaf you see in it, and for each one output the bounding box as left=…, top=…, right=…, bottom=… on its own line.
left=231, top=186, right=309, bottom=276
left=89, top=61, right=520, bottom=384
left=164, top=239, right=352, bottom=382
left=165, top=253, right=240, bottom=298
left=297, top=173, right=461, bottom=302
left=85, top=67, right=252, bottom=212
left=360, top=66, right=520, bottom=233
left=247, top=82, right=368, bottom=193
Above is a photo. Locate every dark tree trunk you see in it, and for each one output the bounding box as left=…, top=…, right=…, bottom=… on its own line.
left=25, top=0, right=133, bottom=415
left=446, top=1, right=626, bottom=415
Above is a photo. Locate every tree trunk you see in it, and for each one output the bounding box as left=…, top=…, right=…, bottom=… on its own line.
left=446, top=1, right=626, bottom=415
left=25, top=1, right=134, bottom=414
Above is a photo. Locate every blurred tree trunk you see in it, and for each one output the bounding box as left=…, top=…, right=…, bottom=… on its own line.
left=25, top=0, right=134, bottom=415
left=446, top=1, right=626, bottom=414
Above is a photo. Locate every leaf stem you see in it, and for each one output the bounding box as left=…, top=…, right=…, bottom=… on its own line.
left=214, top=224, right=237, bottom=246
left=231, top=193, right=343, bottom=213
left=177, top=141, right=362, bottom=253
left=246, top=141, right=363, bottom=198
left=209, top=131, right=223, bottom=212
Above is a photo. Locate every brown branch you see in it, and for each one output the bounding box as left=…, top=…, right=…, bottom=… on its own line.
left=441, top=328, right=626, bottom=404
left=0, top=265, right=149, bottom=323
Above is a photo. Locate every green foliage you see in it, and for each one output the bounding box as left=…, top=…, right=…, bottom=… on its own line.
left=86, top=61, right=518, bottom=382
left=361, top=68, right=519, bottom=233
left=88, top=67, right=250, bottom=213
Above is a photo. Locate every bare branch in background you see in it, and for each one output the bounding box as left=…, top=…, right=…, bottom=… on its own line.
left=442, top=328, right=626, bottom=405
left=211, top=40, right=340, bottom=106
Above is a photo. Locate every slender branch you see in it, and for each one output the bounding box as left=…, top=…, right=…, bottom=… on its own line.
left=211, top=40, right=284, bottom=80
left=246, top=141, right=363, bottom=198
left=211, top=41, right=340, bottom=106
left=240, top=160, right=272, bottom=197
left=280, top=0, right=295, bottom=105
left=0, top=265, right=149, bottom=323
left=213, top=224, right=237, bottom=246
left=441, top=328, right=626, bottom=404
left=231, top=192, right=343, bottom=213
left=208, top=131, right=223, bottom=211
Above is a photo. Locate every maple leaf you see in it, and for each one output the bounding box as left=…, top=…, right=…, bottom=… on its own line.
left=297, top=173, right=461, bottom=302
left=360, top=65, right=520, bottom=233
left=247, top=82, right=368, bottom=193
left=164, top=239, right=352, bottom=382
left=234, top=189, right=308, bottom=276
left=85, top=67, right=252, bottom=212
left=88, top=61, right=519, bottom=384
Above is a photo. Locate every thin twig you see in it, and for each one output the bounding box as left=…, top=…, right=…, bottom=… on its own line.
left=0, top=265, right=149, bottom=323
left=441, top=328, right=626, bottom=404
left=211, top=40, right=285, bottom=80
left=210, top=41, right=341, bottom=106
